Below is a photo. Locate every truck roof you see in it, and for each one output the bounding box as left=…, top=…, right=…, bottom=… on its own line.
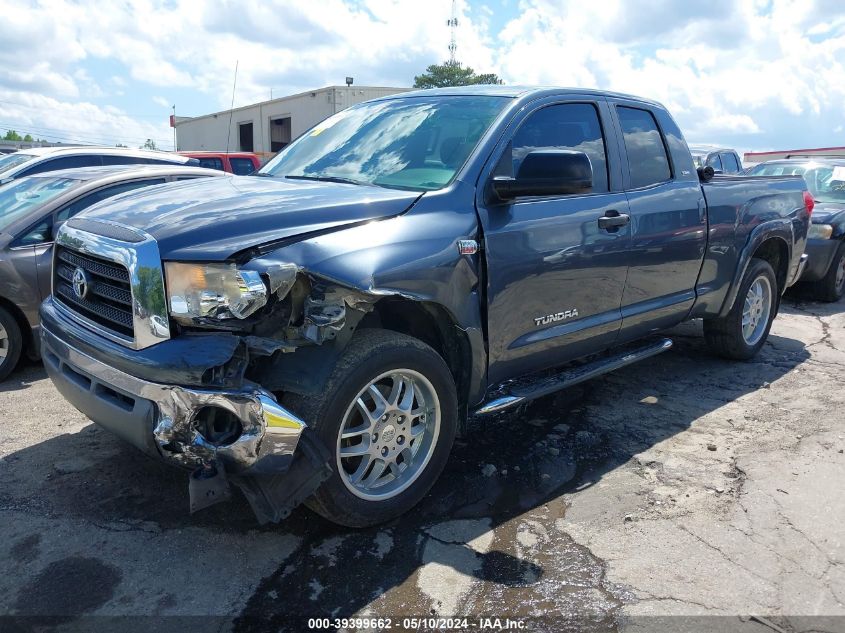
left=371, top=85, right=664, bottom=107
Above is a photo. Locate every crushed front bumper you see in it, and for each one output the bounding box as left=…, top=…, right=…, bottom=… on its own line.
left=40, top=297, right=331, bottom=522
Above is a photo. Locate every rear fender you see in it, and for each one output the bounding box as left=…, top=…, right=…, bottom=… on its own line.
left=718, top=220, right=793, bottom=317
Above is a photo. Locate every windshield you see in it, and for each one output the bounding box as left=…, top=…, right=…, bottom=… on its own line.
left=0, top=152, right=35, bottom=176
left=260, top=96, right=509, bottom=191
left=749, top=163, right=845, bottom=204
left=0, top=176, right=80, bottom=232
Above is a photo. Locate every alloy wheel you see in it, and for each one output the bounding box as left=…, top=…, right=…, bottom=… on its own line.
left=336, top=369, right=440, bottom=501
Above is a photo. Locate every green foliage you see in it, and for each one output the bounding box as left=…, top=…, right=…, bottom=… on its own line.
left=413, top=61, right=503, bottom=89
left=140, top=139, right=158, bottom=150
left=3, top=131, right=44, bottom=142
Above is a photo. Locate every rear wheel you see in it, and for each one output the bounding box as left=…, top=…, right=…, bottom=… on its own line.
left=811, top=241, right=845, bottom=302
left=283, top=329, right=458, bottom=527
left=0, top=306, right=23, bottom=382
left=704, top=258, right=778, bottom=360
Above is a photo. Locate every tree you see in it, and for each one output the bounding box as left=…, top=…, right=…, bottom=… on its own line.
left=3, top=130, right=23, bottom=141
left=413, top=61, right=503, bottom=89
left=23, top=134, right=33, bottom=142
left=140, top=139, right=158, bottom=150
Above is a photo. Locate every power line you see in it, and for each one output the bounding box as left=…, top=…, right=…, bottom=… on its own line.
left=0, top=117, right=171, bottom=143
left=0, top=97, right=171, bottom=119
left=0, top=120, right=171, bottom=147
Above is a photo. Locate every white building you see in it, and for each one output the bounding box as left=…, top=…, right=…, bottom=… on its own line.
left=175, top=85, right=409, bottom=157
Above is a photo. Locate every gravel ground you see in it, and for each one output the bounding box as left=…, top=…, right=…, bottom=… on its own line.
left=0, top=296, right=842, bottom=633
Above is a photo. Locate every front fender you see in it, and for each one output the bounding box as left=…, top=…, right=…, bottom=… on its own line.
left=242, top=183, right=490, bottom=406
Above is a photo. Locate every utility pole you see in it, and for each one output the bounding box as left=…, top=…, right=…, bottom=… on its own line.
left=172, top=104, right=176, bottom=151
left=447, top=0, right=458, bottom=64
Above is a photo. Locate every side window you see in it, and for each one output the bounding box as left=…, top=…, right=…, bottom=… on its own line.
left=56, top=179, right=166, bottom=222
left=21, top=155, right=102, bottom=176
left=721, top=152, right=740, bottom=173
left=16, top=219, right=53, bottom=246
left=706, top=153, right=723, bottom=171
left=229, top=157, right=256, bottom=175
left=512, top=103, right=609, bottom=193
left=101, top=155, right=147, bottom=166
left=617, top=106, right=672, bottom=188
left=198, top=157, right=225, bottom=171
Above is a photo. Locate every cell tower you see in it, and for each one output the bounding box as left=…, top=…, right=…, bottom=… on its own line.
left=447, top=0, right=458, bottom=63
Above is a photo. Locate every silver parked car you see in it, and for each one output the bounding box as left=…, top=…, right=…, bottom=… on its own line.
left=0, top=146, right=198, bottom=184
left=0, top=164, right=226, bottom=379
left=688, top=144, right=744, bottom=174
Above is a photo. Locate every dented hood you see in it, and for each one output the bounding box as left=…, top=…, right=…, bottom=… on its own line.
left=76, top=175, right=422, bottom=260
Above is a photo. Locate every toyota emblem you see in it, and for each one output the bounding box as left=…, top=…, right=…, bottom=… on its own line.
left=72, top=267, right=90, bottom=300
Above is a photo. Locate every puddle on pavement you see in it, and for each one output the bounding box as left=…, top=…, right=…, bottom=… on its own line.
left=235, top=384, right=626, bottom=632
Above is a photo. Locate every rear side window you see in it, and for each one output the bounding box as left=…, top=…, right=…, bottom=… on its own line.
left=56, top=179, right=166, bottom=222
left=229, top=157, right=256, bottom=175
left=617, top=106, right=672, bottom=188
left=197, top=157, right=224, bottom=171
left=512, top=103, right=609, bottom=193
left=721, top=152, right=740, bottom=173
left=21, top=155, right=102, bottom=176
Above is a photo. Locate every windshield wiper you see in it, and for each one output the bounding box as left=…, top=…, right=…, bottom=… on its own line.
left=285, top=174, right=366, bottom=186
left=252, top=172, right=275, bottom=177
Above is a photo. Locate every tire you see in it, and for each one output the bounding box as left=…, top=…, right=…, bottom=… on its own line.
left=704, top=258, right=778, bottom=360
left=0, top=306, right=23, bottom=382
left=283, top=329, right=458, bottom=527
left=810, top=241, right=845, bottom=302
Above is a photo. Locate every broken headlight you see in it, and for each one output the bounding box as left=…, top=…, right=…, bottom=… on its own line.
left=164, top=262, right=267, bottom=324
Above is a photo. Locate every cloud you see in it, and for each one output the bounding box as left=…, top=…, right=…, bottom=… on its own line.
left=0, top=0, right=843, bottom=153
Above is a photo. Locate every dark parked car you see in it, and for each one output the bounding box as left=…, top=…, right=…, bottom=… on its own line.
left=0, top=164, right=225, bottom=379
left=41, top=87, right=811, bottom=526
left=0, top=146, right=199, bottom=184
left=746, top=158, right=845, bottom=300
left=689, top=144, right=744, bottom=174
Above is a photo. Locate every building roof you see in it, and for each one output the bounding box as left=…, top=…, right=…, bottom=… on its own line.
left=175, top=85, right=409, bottom=123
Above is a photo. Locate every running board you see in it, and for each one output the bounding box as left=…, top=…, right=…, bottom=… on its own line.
left=474, top=338, right=673, bottom=416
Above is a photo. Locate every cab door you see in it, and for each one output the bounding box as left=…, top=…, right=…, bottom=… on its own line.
left=607, top=100, right=707, bottom=342
left=476, top=97, right=632, bottom=385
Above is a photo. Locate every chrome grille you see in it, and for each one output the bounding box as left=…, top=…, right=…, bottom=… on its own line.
left=53, top=245, right=134, bottom=339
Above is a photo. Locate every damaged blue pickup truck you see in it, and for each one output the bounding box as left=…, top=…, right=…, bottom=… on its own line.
left=41, top=87, right=812, bottom=526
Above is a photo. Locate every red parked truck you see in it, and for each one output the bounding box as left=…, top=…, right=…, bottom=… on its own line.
left=177, top=151, right=261, bottom=175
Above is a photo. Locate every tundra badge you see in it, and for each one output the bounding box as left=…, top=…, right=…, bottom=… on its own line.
left=534, top=309, right=579, bottom=326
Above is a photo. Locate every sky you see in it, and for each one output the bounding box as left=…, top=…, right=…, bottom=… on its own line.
left=2, top=0, right=844, bottom=155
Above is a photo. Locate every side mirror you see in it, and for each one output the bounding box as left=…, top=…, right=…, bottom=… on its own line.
left=697, top=165, right=715, bottom=182
left=492, top=150, right=592, bottom=201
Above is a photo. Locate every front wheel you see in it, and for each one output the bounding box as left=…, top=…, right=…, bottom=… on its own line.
left=283, top=329, right=458, bottom=527
left=0, top=306, right=23, bottom=382
left=704, top=258, right=778, bottom=360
